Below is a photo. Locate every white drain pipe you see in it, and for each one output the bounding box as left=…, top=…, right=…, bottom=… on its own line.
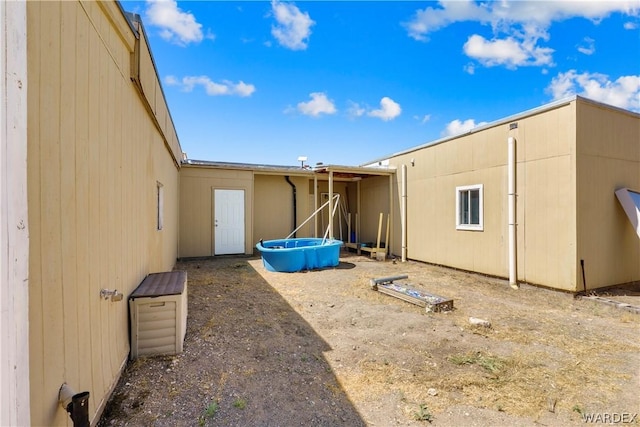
left=508, top=137, right=518, bottom=289
left=401, top=164, right=407, bottom=262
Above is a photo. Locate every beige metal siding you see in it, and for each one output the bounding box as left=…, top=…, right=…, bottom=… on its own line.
left=254, top=175, right=311, bottom=241
left=180, top=168, right=342, bottom=256
left=387, top=102, right=579, bottom=290
left=179, top=166, right=254, bottom=257
left=131, top=21, right=182, bottom=164
left=27, top=2, right=180, bottom=425
left=575, top=100, right=640, bottom=289
left=359, top=176, right=391, bottom=244
left=389, top=127, right=512, bottom=277
left=521, top=154, right=575, bottom=288
left=517, top=103, right=577, bottom=290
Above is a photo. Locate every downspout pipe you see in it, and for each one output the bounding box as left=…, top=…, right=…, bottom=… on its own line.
left=508, top=137, right=518, bottom=289
left=285, top=176, right=297, bottom=238
left=401, top=164, right=407, bottom=262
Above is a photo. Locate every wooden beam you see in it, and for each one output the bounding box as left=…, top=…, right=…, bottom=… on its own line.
left=385, top=213, right=390, bottom=256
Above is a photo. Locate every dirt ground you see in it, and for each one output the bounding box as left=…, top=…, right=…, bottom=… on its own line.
left=99, top=252, right=639, bottom=426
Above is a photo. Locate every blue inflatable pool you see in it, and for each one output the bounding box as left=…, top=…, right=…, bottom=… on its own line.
left=256, top=238, right=343, bottom=272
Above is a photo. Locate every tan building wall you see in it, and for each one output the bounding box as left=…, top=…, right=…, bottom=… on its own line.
left=254, top=174, right=314, bottom=241
left=515, top=102, right=577, bottom=289
left=389, top=122, right=516, bottom=277
left=179, top=166, right=361, bottom=258
left=575, top=100, right=640, bottom=289
left=27, top=2, right=181, bottom=425
left=386, top=100, right=579, bottom=290
left=359, top=176, right=392, bottom=245
left=179, top=165, right=254, bottom=257
left=385, top=98, right=639, bottom=291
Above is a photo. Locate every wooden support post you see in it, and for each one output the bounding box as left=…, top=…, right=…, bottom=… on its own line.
left=328, top=171, right=334, bottom=239
left=356, top=180, right=361, bottom=245
left=384, top=213, right=390, bottom=256
left=313, top=174, right=318, bottom=237
left=374, top=212, right=383, bottom=258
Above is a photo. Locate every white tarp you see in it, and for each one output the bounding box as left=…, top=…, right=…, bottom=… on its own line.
left=615, top=188, right=640, bottom=239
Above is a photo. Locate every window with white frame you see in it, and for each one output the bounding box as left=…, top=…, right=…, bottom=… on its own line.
left=157, top=182, right=164, bottom=231
left=456, top=184, right=483, bottom=231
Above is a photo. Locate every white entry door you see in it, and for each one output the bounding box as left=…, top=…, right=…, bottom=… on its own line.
left=214, top=189, right=245, bottom=255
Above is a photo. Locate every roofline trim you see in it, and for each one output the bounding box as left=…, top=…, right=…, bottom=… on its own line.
left=362, top=95, right=640, bottom=165
left=182, top=159, right=396, bottom=177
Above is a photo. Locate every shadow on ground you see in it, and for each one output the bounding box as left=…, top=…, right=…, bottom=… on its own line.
left=335, top=261, right=356, bottom=270
left=99, top=257, right=365, bottom=427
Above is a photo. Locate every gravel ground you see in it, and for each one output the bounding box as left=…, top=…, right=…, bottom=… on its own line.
left=98, top=252, right=640, bottom=426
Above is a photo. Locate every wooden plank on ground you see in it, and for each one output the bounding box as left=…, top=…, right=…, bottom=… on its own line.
left=371, top=276, right=453, bottom=313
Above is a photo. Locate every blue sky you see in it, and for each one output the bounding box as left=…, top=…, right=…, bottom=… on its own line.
left=121, top=0, right=640, bottom=166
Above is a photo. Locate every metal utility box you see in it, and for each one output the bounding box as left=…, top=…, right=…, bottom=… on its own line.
left=129, top=271, right=188, bottom=359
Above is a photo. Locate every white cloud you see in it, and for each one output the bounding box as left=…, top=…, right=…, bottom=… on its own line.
left=624, top=21, right=638, bottom=29
left=403, top=1, right=492, bottom=42
left=404, top=0, right=639, bottom=69
left=145, top=0, right=207, bottom=46
left=164, top=75, right=179, bottom=86
left=406, top=0, right=638, bottom=39
left=368, top=97, right=402, bottom=121
left=346, top=101, right=366, bottom=119
left=270, top=0, right=315, bottom=50
left=413, top=114, right=432, bottom=124
left=232, top=81, right=257, bottom=97
left=464, top=63, right=476, bottom=75
left=547, top=70, right=640, bottom=112
left=577, top=37, right=595, bottom=55
left=347, top=97, right=402, bottom=121
left=463, top=34, right=553, bottom=68
left=442, top=118, right=488, bottom=137
left=174, top=75, right=256, bottom=97
left=297, top=92, right=336, bottom=117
